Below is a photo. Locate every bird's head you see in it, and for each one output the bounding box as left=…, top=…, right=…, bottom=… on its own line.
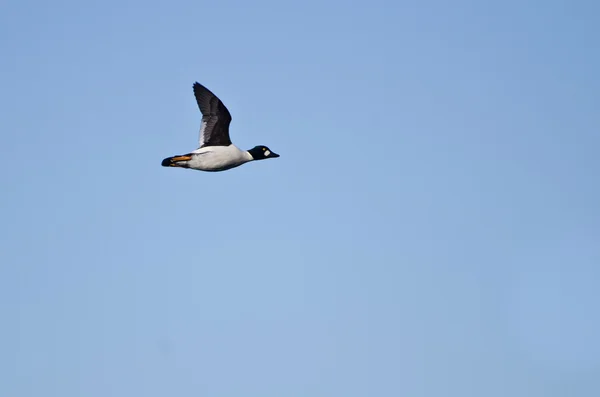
left=248, top=145, right=280, bottom=160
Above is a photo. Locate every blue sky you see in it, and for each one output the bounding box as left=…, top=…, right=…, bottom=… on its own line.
left=1, top=0, right=599, bottom=395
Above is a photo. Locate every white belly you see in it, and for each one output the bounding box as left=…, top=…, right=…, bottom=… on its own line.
left=189, top=145, right=251, bottom=172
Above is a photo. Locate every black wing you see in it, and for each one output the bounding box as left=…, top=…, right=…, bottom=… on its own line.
left=193, top=82, right=233, bottom=147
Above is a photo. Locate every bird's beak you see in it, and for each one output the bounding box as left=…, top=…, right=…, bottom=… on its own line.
left=270, top=152, right=280, bottom=158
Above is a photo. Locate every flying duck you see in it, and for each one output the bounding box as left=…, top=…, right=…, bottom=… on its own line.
left=161, top=82, right=279, bottom=172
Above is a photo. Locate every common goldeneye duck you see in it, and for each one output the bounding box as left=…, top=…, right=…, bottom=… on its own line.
left=161, top=82, right=280, bottom=172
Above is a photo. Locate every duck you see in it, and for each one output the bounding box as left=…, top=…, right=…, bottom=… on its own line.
left=161, top=82, right=279, bottom=172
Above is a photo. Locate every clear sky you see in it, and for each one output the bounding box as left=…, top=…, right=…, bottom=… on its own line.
left=1, top=0, right=599, bottom=396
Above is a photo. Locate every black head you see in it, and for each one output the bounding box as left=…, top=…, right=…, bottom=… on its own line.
left=247, top=145, right=280, bottom=160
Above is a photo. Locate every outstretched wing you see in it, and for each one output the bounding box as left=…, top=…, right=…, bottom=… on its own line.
left=193, top=82, right=233, bottom=147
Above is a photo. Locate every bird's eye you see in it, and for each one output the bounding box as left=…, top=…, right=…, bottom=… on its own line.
left=262, top=147, right=266, bottom=151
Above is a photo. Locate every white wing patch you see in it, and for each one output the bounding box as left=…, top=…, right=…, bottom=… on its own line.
left=199, top=120, right=208, bottom=145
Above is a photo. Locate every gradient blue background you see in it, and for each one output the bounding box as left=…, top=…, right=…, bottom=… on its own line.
left=1, top=0, right=599, bottom=395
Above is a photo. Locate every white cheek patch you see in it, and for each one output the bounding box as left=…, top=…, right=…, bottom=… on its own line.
left=264, top=150, right=270, bottom=157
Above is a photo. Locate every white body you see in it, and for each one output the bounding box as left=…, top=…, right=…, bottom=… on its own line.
left=187, top=144, right=253, bottom=172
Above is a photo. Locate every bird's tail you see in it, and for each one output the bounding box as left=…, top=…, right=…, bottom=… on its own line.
left=161, top=155, right=192, bottom=167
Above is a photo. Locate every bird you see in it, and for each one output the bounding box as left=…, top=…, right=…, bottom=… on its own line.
left=161, top=82, right=280, bottom=172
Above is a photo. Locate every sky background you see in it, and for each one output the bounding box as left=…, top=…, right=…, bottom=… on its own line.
left=1, top=0, right=599, bottom=396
